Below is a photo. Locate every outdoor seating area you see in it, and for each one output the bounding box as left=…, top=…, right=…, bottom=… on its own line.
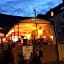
left=5, top=18, right=56, bottom=45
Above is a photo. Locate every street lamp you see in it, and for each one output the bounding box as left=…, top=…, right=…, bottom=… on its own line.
left=33, top=9, right=37, bottom=29
left=33, top=9, right=38, bottom=39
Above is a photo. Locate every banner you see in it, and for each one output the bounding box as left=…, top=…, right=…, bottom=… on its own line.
left=22, top=46, right=33, bottom=60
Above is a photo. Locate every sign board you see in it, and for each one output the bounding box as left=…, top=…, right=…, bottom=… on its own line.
left=22, top=46, right=33, bottom=60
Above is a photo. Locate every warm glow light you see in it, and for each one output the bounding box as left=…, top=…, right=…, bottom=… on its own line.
left=9, top=29, right=14, bottom=34
left=43, top=36, right=46, bottom=39
left=6, top=34, right=8, bottom=37
left=38, top=30, right=42, bottom=34
left=51, top=11, right=54, bottom=16
left=50, top=36, right=54, bottom=40
left=6, top=29, right=14, bottom=37
left=26, top=34, right=31, bottom=40
left=38, top=35, right=40, bottom=38
left=32, top=27, right=36, bottom=30
left=0, top=33, right=4, bottom=37
left=3, top=38, right=6, bottom=42
left=5, top=19, right=55, bottom=45
left=0, top=27, right=3, bottom=30
left=38, top=29, right=43, bottom=37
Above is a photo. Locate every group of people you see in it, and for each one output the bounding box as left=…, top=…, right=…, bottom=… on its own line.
left=18, top=44, right=43, bottom=64
left=29, top=48, right=43, bottom=64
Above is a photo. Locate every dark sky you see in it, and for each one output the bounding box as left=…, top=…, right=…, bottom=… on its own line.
left=0, top=0, right=62, bottom=27
left=0, top=0, right=62, bottom=17
left=0, top=14, right=23, bottom=34
left=0, top=0, right=63, bottom=33
left=0, top=13, right=32, bottom=28
left=0, top=14, right=18, bottom=27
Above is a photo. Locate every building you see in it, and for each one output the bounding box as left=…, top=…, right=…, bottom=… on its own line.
left=46, top=0, right=64, bottom=43
left=5, top=18, right=56, bottom=45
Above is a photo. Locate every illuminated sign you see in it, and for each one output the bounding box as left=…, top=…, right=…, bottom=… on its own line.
left=12, top=36, right=18, bottom=42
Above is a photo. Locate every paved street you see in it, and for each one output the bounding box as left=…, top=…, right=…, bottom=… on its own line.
left=0, top=44, right=14, bottom=64
left=0, top=44, right=64, bottom=64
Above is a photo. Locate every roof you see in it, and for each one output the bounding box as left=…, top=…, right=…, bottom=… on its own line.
left=46, top=1, right=64, bottom=18
left=19, top=18, right=50, bottom=24
left=0, top=13, right=51, bottom=34
left=0, top=13, right=32, bottom=34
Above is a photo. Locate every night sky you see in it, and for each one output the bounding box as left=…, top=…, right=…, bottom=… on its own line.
left=0, top=0, right=62, bottom=17
left=0, top=0, right=63, bottom=33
